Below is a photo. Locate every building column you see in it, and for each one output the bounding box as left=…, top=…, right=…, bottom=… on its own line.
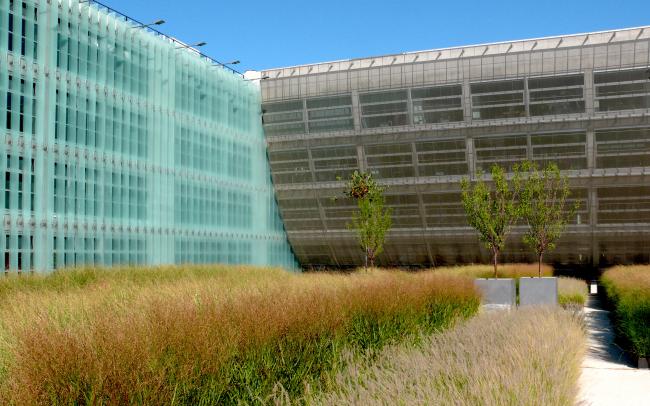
left=586, top=129, right=595, bottom=173
left=356, top=144, right=365, bottom=173
left=351, top=90, right=362, bottom=132
left=407, top=88, right=414, bottom=126
left=589, top=187, right=598, bottom=266
left=523, top=75, right=530, bottom=117
left=584, top=69, right=595, bottom=116
left=466, top=136, right=476, bottom=179
left=462, top=79, right=472, bottom=123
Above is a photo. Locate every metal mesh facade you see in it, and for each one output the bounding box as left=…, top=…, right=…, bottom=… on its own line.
left=0, top=0, right=298, bottom=272
left=261, top=26, right=650, bottom=267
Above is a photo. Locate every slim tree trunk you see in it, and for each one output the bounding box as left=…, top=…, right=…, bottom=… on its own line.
left=538, top=252, right=543, bottom=277
left=369, top=249, right=375, bottom=268
left=364, top=247, right=368, bottom=269
left=493, top=249, right=498, bottom=278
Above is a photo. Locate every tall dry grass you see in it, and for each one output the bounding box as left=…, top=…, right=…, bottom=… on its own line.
left=301, top=308, right=584, bottom=406
left=431, top=263, right=553, bottom=279
left=601, top=266, right=650, bottom=358
left=0, top=266, right=479, bottom=405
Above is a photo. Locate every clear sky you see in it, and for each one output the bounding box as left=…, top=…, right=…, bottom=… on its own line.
left=102, top=0, right=648, bottom=73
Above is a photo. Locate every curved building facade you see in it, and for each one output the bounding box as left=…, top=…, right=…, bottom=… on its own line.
left=0, top=0, right=297, bottom=271
left=260, top=26, right=650, bottom=267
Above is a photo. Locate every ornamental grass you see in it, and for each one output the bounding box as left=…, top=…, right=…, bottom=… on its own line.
left=558, top=277, right=588, bottom=309
left=0, top=265, right=478, bottom=405
left=431, top=263, right=553, bottom=279
left=601, top=265, right=650, bottom=358
left=305, top=308, right=584, bottom=406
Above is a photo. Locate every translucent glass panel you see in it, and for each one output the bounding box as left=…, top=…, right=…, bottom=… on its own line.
left=594, top=68, right=650, bottom=112
left=471, top=79, right=526, bottom=120
left=3, top=233, right=33, bottom=271
left=3, top=154, right=34, bottom=211
left=175, top=239, right=252, bottom=265
left=54, top=89, right=148, bottom=155
left=365, top=143, right=415, bottom=179
left=528, top=74, right=585, bottom=116
left=175, top=126, right=251, bottom=179
left=411, top=84, right=463, bottom=125
left=0, top=0, right=297, bottom=271
left=531, top=132, right=587, bottom=170
left=5, top=75, right=36, bottom=135
left=598, top=186, right=650, bottom=224
left=415, top=139, right=467, bottom=176
left=595, top=127, right=650, bottom=168
left=4, top=0, right=39, bottom=60
left=360, top=90, right=409, bottom=128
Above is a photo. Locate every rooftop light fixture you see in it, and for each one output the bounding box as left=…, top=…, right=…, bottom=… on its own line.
left=176, top=41, right=207, bottom=49
left=131, top=19, right=165, bottom=29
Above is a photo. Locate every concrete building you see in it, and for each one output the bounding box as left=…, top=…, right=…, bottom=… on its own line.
left=0, top=0, right=297, bottom=271
left=260, top=26, right=650, bottom=267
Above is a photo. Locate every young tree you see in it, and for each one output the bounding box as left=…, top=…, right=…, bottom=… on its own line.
left=344, top=171, right=377, bottom=200
left=345, top=171, right=392, bottom=268
left=520, top=161, right=578, bottom=277
left=461, top=164, right=523, bottom=278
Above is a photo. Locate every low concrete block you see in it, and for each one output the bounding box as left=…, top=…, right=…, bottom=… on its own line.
left=474, top=278, right=516, bottom=307
left=639, top=357, right=649, bottom=369
left=519, top=277, right=558, bottom=306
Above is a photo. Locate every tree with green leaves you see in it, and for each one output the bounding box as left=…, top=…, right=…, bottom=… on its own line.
left=519, top=161, right=578, bottom=277
left=345, top=171, right=392, bottom=268
left=461, top=164, right=524, bottom=278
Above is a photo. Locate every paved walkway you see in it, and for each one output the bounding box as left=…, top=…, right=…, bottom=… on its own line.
left=576, top=295, right=650, bottom=406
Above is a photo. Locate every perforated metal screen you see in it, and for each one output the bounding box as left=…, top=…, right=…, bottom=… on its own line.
left=261, top=26, right=650, bottom=267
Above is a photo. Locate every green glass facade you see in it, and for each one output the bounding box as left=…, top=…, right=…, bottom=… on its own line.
left=0, top=0, right=297, bottom=271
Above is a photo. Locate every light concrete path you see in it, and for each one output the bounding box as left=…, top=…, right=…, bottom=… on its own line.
left=576, top=295, right=650, bottom=406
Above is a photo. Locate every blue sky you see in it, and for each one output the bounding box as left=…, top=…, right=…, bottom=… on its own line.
left=104, top=0, right=648, bottom=72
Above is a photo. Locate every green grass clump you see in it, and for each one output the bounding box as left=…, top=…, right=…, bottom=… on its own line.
left=0, top=266, right=479, bottom=405
left=601, top=266, right=650, bottom=358
left=558, top=277, right=588, bottom=309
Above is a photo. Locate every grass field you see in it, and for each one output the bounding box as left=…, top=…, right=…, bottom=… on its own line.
left=0, top=265, right=479, bottom=405
left=601, top=266, right=650, bottom=358
left=431, top=263, right=553, bottom=279
left=305, top=308, right=585, bottom=405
